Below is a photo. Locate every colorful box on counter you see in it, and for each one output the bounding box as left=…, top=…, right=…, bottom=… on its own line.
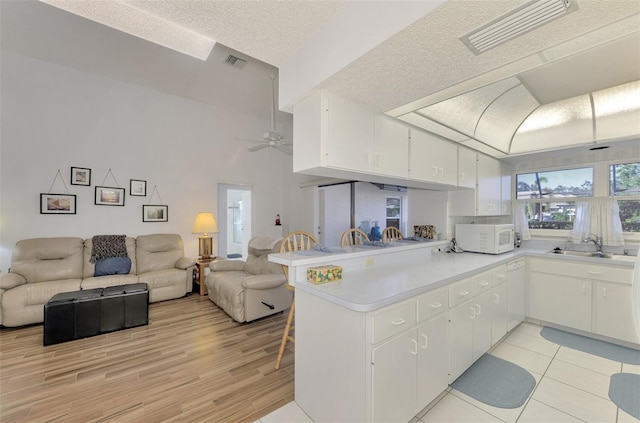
left=306, top=265, right=343, bottom=284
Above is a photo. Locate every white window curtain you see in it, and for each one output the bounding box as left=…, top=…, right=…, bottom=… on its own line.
left=512, top=201, right=531, bottom=240
left=570, top=198, right=625, bottom=246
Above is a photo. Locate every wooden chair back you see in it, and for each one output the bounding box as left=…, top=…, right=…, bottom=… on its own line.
left=382, top=226, right=404, bottom=242
left=340, top=228, right=370, bottom=247
left=280, top=231, right=318, bottom=283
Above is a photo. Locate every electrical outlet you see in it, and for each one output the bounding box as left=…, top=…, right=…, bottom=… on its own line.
left=365, top=257, right=375, bottom=267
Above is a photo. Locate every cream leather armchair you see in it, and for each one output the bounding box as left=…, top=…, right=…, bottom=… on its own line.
left=205, top=237, right=292, bottom=323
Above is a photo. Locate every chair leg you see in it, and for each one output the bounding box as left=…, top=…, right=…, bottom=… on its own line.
left=275, top=298, right=295, bottom=370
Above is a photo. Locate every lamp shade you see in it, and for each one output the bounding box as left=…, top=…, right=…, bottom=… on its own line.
left=192, top=212, right=219, bottom=234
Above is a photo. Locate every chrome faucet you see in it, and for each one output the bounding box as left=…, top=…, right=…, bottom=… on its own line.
left=582, top=234, right=603, bottom=252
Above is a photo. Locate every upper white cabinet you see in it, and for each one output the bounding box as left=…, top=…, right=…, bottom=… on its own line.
left=458, top=146, right=477, bottom=189
left=293, top=90, right=410, bottom=180
left=449, top=153, right=507, bottom=216
left=373, top=115, right=409, bottom=178
left=476, top=154, right=502, bottom=215
left=293, top=90, right=374, bottom=173
left=501, top=162, right=512, bottom=215
left=409, top=129, right=458, bottom=186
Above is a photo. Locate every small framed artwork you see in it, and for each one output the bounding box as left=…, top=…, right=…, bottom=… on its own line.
left=130, top=179, right=147, bottom=196
left=70, top=167, right=91, bottom=186
left=143, top=205, right=168, bottom=222
left=95, top=186, right=125, bottom=206
left=40, top=193, right=77, bottom=214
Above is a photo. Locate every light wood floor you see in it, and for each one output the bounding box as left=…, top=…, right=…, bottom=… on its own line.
left=0, top=294, right=295, bottom=422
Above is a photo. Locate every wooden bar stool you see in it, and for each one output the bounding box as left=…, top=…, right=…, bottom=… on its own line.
left=275, top=230, right=318, bottom=370
left=382, top=226, right=404, bottom=242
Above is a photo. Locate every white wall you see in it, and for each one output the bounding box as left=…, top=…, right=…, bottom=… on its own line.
left=0, top=51, right=314, bottom=270
left=407, top=189, right=448, bottom=239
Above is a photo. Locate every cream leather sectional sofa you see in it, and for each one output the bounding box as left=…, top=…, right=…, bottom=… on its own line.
left=0, top=234, right=195, bottom=327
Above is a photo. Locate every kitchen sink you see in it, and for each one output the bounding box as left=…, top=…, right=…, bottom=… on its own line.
left=547, top=249, right=636, bottom=261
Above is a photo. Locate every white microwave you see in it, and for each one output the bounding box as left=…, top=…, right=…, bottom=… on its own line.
left=455, top=224, right=515, bottom=255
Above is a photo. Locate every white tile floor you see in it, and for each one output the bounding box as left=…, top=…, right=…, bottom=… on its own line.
left=256, top=322, right=640, bottom=423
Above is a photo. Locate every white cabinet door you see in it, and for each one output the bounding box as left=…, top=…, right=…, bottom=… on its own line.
left=458, top=146, right=477, bottom=188
left=372, top=331, right=417, bottom=423
left=472, top=290, right=493, bottom=361
left=501, top=162, right=512, bottom=216
left=476, top=154, right=502, bottom=216
left=373, top=115, right=409, bottom=178
left=449, top=299, right=475, bottom=382
left=326, top=93, right=375, bottom=172
left=491, top=282, right=508, bottom=345
left=409, top=129, right=458, bottom=186
left=529, top=272, right=592, bottom=332
left=416, top=313, right=449, bottom=409
left=594, top=282, right=640, bottom=344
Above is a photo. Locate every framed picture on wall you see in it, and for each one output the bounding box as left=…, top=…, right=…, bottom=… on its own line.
left=130, top=179, right=146, bottom=196
left=70, top=167, right=91, bottom=186
left=143, top=205, right=168, bottom=222
left=40, top=193, right=77, bottom=214
left=95, top=186, right=125, bottom=206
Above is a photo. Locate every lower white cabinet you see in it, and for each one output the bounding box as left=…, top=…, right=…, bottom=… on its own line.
left=594, top=281, right=639, bottom=344
left=528, top=271, right=592, bottom=332
left=372, top=313, right=448, bottom=422
left=491, top=282, right=508, bottom=345
left=528, top=257, right=635, bottom=344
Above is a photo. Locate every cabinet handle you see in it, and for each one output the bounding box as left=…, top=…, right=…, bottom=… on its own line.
left=603, top=288, right=607, bottom=298
left=475, top=304, right=482, bottom=315
left=587, top=271, right=602, bottom=275
left=459, top=290, right=469, bottom=297
left=411, top=339, right=418, bottom=355
left=460, top=172, right=465, bottom=181
left=480, top=281, right=489, bottom=287
left=493, top=293, right=499, bottom=304
left=391, top=318, right=406, bottom=326
left=582, top=284, right=587, bottom=294
left=430, top=302, right=442, bottom=309
left=469, top=307, right=476, bottom=319
left=433, top=166, right=438, bottom=177
left=421, top=334, right=428, bottom=350
left=438, top=167, right=444, bottom=178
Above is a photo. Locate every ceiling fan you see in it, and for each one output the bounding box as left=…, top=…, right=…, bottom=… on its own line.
left=236, top=74, right=292, bottom=155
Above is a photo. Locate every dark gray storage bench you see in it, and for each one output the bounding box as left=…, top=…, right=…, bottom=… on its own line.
left=43, top=283, right=148, bottom=345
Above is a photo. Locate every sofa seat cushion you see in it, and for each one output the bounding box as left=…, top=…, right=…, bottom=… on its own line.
left=206, top=271, right=248, bottom=322
left=139, top=268, right=187, bottom=290
left=81, top=275, right=139, bottom=290
left=1, top=279, right=82, bottom=327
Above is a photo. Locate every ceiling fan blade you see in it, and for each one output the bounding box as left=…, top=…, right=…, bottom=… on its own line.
left=248, top=144, right=269, bottom=152
left=234, top=136, right=264, bottom=144
left=276, top=144, right=293, bottom=155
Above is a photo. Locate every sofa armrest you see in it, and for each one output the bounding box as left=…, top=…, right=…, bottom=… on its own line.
left=0, top=273, right=26, bottom=289
left=175, top=257, right=196, bottom=270
left=210, top=260, right=245, bottom=272
left=241, top=274, right=286, bottom=290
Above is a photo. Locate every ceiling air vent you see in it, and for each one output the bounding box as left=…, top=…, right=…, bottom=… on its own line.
left=224, top=55, right=247, bottom=70
left=460, top=0, right=578, bottom=55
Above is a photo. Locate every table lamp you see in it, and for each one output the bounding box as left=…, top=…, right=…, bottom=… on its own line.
left=192, top=212, right=218, bottom=260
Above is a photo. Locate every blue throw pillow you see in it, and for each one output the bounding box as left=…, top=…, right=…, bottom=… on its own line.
left=94, top=257, right=131, bottom=277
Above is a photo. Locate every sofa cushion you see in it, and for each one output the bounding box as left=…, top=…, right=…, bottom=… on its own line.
left=136, top=234, right=184, bottom=274
left=81, top=275, right=139, bottom=290
left=240, top=274, right=286, bottom=289
left=11, top=238, right=84, bottom=283
left=94, top=257, right=132, bottom=277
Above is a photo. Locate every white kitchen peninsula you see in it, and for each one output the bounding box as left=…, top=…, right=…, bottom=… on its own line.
left=268, top=244, right=636, bottom=422
left=269, top=241, right=518, bottom=422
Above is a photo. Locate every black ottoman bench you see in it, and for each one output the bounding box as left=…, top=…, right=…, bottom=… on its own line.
left=43, top=283, right=148, bottom=345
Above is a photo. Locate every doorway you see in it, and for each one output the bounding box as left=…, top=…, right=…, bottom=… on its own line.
left=218, top=184, right=252, bottom=259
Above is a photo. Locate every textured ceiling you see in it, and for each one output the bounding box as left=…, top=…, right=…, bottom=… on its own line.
left=4, top=0, right=640, bottom=157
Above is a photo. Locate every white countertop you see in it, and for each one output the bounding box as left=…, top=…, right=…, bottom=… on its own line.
left=284, top=246, right=635, bottom=313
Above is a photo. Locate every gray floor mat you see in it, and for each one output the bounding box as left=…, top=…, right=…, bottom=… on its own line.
left=540, top=327, right=640, bottom=364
